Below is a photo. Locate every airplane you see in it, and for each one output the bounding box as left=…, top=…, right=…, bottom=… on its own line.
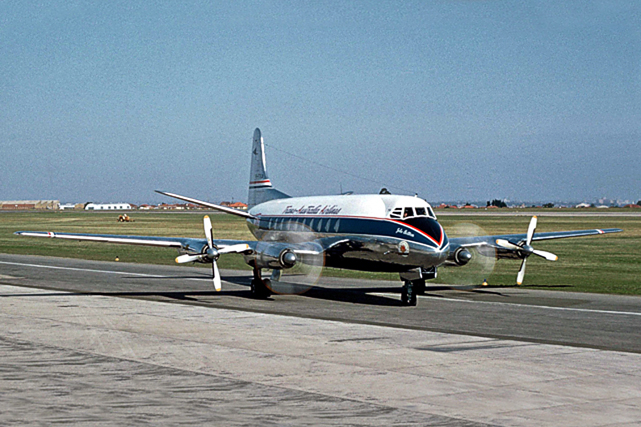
left=16, top=128, right=622, bottom=306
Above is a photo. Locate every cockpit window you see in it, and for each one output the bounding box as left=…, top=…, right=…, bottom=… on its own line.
left=390, top=205, right=436, bottom=220
left=390, top=207, right=403, bottom=219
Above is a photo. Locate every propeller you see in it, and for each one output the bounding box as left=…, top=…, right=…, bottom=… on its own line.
left=175, top=215, right=250, bottom=291
left=254, top=221, right=325, bottom=295
left=439, top=223, right=497, bottom=287
left=495, top=216, right=558, bottom=285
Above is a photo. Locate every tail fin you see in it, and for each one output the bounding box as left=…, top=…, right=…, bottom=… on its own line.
left=248, top=128, right=290, bottom=208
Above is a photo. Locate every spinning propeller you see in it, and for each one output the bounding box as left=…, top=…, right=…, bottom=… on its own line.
left=443, top=223, right=497, bottom=287
left=175, top=215, right=250, bottom=291
left=495, top=216, right=558, bottom=285
left=254, top=222, right=325, bottom=295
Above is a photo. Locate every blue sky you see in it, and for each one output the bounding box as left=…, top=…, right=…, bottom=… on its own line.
left=1, top=1, right=639, bottom=204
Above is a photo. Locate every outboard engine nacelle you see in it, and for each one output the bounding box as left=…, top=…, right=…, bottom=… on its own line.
left=252, top=243, right=298, bottom=269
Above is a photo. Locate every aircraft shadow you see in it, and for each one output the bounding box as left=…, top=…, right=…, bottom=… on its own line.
left=2, top=274, right=520, bottom=307
left=220, top=275, right=405, bottom=306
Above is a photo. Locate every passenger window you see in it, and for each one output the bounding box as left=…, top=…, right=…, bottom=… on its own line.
left=403, top=207, right=414, bottom=218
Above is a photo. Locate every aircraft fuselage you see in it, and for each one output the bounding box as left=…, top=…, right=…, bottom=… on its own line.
left=246, top=194, right=450, bottom=273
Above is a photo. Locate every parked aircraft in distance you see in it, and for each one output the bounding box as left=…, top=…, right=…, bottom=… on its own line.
left=16, top=129, right=622, bottom=306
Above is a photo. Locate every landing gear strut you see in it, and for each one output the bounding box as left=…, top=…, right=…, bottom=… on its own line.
left=250, top=266, right=272, bottom=299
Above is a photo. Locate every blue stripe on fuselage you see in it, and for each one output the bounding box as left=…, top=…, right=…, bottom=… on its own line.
left=250, top=215, right=446, bottom=248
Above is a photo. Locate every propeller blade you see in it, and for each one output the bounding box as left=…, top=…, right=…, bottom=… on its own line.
left=496, top=239, right=521, bottom=251
left=212, top=259, right=221, bottom=291
left=218, top=243, right=251, bottom=254
left=204, top=215, right=214, bottom=249
left=516, top=257, right=527, bottom=285
left=175, top=254, right=203, bottom=264
left=526, top=216, right=537, bottom=246
left=533, top=249, right=558, bottom=261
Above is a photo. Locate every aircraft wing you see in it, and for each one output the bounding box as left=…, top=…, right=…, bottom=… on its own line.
left=449, top=228, right=622, bottom=254
left=14, top=231, right=256, bottom=254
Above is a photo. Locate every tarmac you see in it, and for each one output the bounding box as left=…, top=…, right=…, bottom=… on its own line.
left=1, top=253, right=641, bottom=426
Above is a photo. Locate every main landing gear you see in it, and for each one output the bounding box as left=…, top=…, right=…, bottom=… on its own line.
left=250, top=266, right=272, bottom=299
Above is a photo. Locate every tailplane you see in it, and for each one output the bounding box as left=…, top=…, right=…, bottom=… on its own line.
left=248, top=128, right=290, bottom=208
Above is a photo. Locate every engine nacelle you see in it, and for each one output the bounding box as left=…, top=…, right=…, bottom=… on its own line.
left=449, top=248, right=472, bottom=266
left=252, top=243, right=298, bottom=270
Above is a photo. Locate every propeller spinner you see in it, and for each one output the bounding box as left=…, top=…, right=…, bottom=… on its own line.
left=495, top=216, right=558, bottom=285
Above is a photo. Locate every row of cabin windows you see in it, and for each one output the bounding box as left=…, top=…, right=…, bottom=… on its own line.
left=261, top=217, right=341, bottom=233
left=389, top=206, right=435, bottom=219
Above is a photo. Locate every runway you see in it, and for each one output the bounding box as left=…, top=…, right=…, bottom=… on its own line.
left=2, top=253, right=641, bottom=426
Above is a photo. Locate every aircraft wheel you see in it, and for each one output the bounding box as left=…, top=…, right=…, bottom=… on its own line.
left=401, top=281, right=417, bottom=306
left=251, top=278, right=271, bottom=299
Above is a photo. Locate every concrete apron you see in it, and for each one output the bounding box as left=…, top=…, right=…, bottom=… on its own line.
left=1, top=284, right=640, bottom=426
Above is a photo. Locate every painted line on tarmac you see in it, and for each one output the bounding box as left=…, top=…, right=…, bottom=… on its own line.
left=0, top=260, right=211, bottom=282
left=370, top=292, right=641, bottom=317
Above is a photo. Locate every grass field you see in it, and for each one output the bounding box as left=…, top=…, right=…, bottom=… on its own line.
left=1, top=211, right=639, bottom=295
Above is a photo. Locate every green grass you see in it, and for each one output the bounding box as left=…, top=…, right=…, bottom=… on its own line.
left=1, top=211, right=639, bottom=295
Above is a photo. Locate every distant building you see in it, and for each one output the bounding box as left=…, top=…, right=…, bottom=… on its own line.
left=59, top=203, right=76, bottom=210
left=220, top=201, right=248, bottom=210
left=0, top=200, right=59, bottom=210
left=575, top=203, right=591, bottom=208
left=85, top=203, right=132, bottom=210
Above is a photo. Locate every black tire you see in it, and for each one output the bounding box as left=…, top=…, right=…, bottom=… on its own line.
left=401, top=281, right=417, bottom=306
left=251, top=278, right=271, bottom=299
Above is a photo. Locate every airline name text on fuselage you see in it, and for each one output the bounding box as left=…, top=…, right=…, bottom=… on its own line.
left=282, top=205, right=343, bottom=215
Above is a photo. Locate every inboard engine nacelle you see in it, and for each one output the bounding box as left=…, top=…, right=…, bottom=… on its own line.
left=249, top=243, right=298, bottom=270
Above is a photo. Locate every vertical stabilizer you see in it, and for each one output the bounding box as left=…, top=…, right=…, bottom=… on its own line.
left=248, top=128, right=290, bottom=208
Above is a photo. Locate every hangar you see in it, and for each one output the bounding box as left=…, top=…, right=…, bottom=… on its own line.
left=0, top=200, right=59, bottom=210
left=85, top=203, right=132, bottom=211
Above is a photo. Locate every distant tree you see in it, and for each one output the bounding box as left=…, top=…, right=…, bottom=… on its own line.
left=489, top=199, right=507, bottom=208
left=638, top=200, right=641, bottom=206
left=543, top=203, right=554, bottom=208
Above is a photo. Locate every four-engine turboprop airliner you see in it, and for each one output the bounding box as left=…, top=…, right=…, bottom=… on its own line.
left=16, top=128, right=622, bottom=306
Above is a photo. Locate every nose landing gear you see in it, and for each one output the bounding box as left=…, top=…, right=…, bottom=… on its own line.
left=399, top=267, right=436, bottom=306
